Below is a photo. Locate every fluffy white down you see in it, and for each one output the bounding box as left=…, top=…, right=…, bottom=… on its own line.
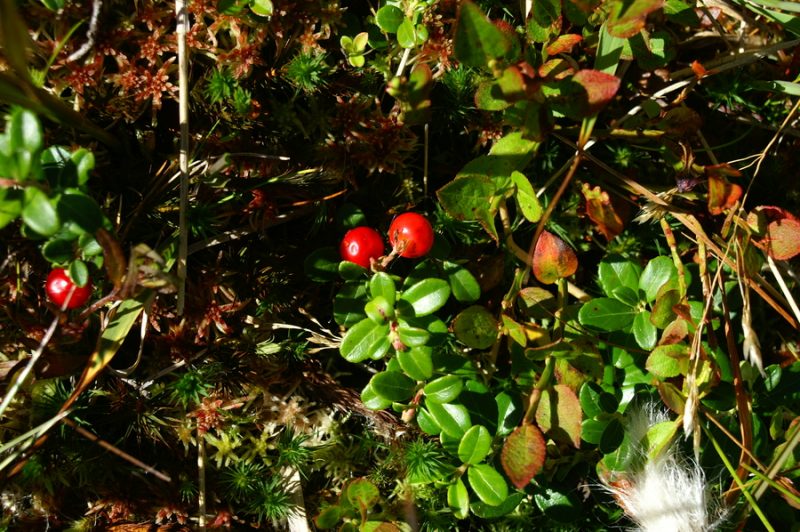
left=614, top=449, right=710, bottom=532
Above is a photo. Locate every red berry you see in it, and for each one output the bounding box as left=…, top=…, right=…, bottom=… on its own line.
left=340, top=226, right=385, bottom=268
left=45, top=268, right=92, bottom=309
left=389, top=212, right=434, bottom=259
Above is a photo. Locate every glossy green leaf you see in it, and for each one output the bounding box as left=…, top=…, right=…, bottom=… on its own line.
left=533, top=487, right=579, bottom=523
left=436, top=175, right=503, bottom=243
left=340, top=318, right=390, bottom=363
left=599, top=417, right=625, bottom=453
left=447, top=479, right=469, bottom=519
left=365, top=296, right=393, bottom=324
left=471, top=492, right=525, bottom=518
left=452, top=305, right=497, bottom=349
left=632, top=310, right=657, bottom=350
left=42, top=236, right=74, bottom=263
left=581, top=418, right=607, bottom=445
left=57, top=191, right=103, bottom=233
left=68, top=260, right=89, bottom=287
left=639, top=256, right=677, bottom=303
left=376, top=5, right=404, bottom=33
left=304, top=246, right=339, bottom=282
left=371, top=371, right=416, bottom=402
left=396, top=321, right=430, bottom=347
left=467, top=464, right=508, bottom=506
left=454, top=0, right=512, bottom=68
left=396, top=18, right=416, bottom=48
left=442, top=261, right=480, bottom=303
left=511, top=170, right=542, bottom=222
left=424, top=375, right=463, bottom=404
left=495, top=391, right=523, bottom=437
left=399, top=278, right=450, bottom=317
left=598, top=257, right=641, bottom=296
left=579, top=382, right=618, bottom=418
left=611, top=285, right=640, bottom=306
left=458, top=425, right=492, bottom=465
left=361, top=382, right=392, bottom=410
left=369, top=272, right=397, bottom=306
left=651, top=289, right=680, bottom=328
left=249, top=0, right=273, bottom=16
left=417, top=407, right=441, bottom=435
left=426, top=401, right=471, bottom=438
left=646, top=343, right=690, bottom=378
left=338, top=260, right=368, bottom=280
left=578, top=297, right=635, bottom=331
left=397, top=346, right=433, bottom=381
left=9, top=107, right=42, bottom=154
left=501, top=424, right=546, bottom=489
left=333, top=281, right=368, bottom=326
left=0, top=187, right=23, bottom=228
left=22, top=186, right=60, bottom=236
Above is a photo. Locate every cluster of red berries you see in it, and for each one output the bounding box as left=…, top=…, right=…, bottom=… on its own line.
left=340, top=212, right=434, bottom=268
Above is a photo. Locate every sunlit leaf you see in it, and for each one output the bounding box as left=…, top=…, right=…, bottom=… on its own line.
left=532, top=230, right=578, bottom=284
left=501, top=424, right=546, bottom=489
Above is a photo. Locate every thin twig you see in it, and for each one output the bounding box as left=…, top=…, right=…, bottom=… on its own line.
left=176, top=0, right=190, bottom=315
left=63, top=418, right=171, bottom=482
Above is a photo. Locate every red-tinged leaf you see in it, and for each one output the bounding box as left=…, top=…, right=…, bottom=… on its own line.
left=532, top=231, right=578, bottom=284
left=501, top=424, right=546, bottom=489
left=546, top=34, right=583, bottom=56
left=691, top=60, right=708, bottom=78
left=707, top=174, right=742, bottom=215
left=607, top=0, right=665, bottom=38
left=572, top=70, right=620, bottom=115
left=535, top=384, right=582, bottom=448
left=757, top=218, right=800, bottom=260
left=496, top=65, right=527, bottom=101
left=581, top=183, right=626, bottom=241
left=538, top=58, right=573, bottom=79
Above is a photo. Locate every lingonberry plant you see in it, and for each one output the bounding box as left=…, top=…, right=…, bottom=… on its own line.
left=45, top=268, right=92, bottom=309
left=2, top=0, right=800, bottom=530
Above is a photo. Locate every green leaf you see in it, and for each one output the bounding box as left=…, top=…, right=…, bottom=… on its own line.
left=578, top=297, right=635, bottom=331
left=399, top=278, right=450, bottom=317
left=426, top=401, right=471, bottom=438
left=495, top=391, right=523, bottom=437
left=397, top=346, right=433, bottom=381
left=376, top=5, right=404, bottom=33
left=346, top=478, right=380, bottom=510
left=452, top=305, right=498, bottom=349
left=467, top=464, right=509, bottom=506
left=639, top=255, right=677, bottom=302
left=424, top=375, right=463, bottom=404
left=340, top=318, right=391, bottom=363
left=454, top=0, right=512, bottom=68
left=447, top=479, right=470, bottom=519
left=651, top=289, right=680, bottom=328
left=501, top=424, right=546, bottom=489
left=396, top=18, right=416, bottom=48
left=579, top=382, right=618, bottom=418
left=369, top=272, right=397, bottom=306
left=68, top=260, right=89, bottom=287
left=42, top=235, right=74, bottom=263
left=598, top=257, right=641, bottom=296
left=436, top=175, right=503, bottom=242
left=599, top=417, right=625, bottom=453
left=361, top=382, right=392, bottom=410
left=0, top=187, right=23, bottom=228
left=371, top=371, right=416, bottom=402
left=442, top=261, right=480, bottom=303
left=396, top=320, right=430, bottom=347
left=632, top=311, right=657, bottom=349
left=333, top=281, right=368, bottom=327
left=304, top=247, right=339, bottom=282
left=471, top=492, right=525, bottom=518
left=314, top=504, right=342, bottom=529
left=249, top=0, right=273, bottom=16
left=533, top=487, right=580, bottom=523
left=611, top=285, right=640, bottom=306
left=417, top=407, right=441, bottom=435
left=22, top=186, right=60, bottom=236
left=365, top=296, right=394, bottom=324
left=338, top=260, right=368, bottom=280
left=646, top=343, right=689, bottom=378
left=9, top=107, right=42, bottom=154
left=581, top=418, right=607, bottom=445
left=458, top=425, right=492, bottom=465
left=535, top=384, right=582, bottom=448
left=511, top=170, right=542, bottom=222
left=57, top=191, right=103, bottom=234
left=606, top=0, right=665, bottom=38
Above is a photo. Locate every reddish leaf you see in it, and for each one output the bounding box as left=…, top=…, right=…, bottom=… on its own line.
left=756, top=218, right=800, bottom=260
left=607, top=0, right=665, bottom=38
left=538, top=58, right=573, bottom=79
left=546, top=34, right=583, bottom=56
left=533, top=230, right=578, bottom=284
left=535, top=384, right=582, bottom=448
left=572, top=70, right=620, bottom=115
left=581, top=183, right=626, bottom=241
left=690, top=60, right=708, bottom=78
left=501, top=424, right=546, bottom=489
left=707, top=174, right=742, bottom=215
